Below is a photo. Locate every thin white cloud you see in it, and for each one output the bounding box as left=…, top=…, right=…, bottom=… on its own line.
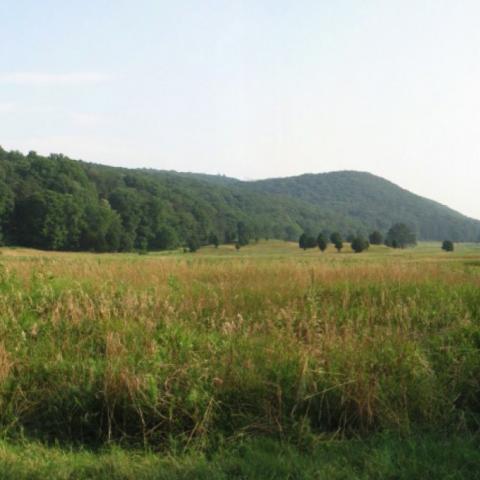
left=0, top=72, right=111, bottom=86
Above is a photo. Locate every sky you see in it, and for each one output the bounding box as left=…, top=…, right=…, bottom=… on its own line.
left=1, top=1, right=479, bottom=219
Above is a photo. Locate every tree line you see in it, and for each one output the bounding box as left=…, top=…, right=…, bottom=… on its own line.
left=0, top=148, right=304, bottom=252
left=299, top=223, right=460, bottom=253
left=299, top=223, right=418, bottom=253
left=0, top=148, right=476, bottom=252
left=299, top=231, right=371, bottom=253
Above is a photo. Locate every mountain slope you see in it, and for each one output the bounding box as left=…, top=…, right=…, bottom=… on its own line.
left=0, top=147, right=478, bottom=251
left=246, top=171, right=480, bottom=241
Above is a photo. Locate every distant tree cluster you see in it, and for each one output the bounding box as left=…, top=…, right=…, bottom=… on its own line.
left=298, top=231, right=348, bottom=253
left=297, top=224, right=421, bottom=255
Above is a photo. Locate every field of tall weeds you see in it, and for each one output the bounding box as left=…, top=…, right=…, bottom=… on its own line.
left=0, top=244, right=479, bottom=450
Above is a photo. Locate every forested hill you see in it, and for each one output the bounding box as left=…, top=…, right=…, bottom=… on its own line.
left=0, top=147, right=478, bottom=252
left=247, top=172, right=480, bottom=242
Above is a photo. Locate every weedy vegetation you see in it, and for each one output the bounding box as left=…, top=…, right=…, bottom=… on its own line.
left=0, top=241, right=479, bottom=478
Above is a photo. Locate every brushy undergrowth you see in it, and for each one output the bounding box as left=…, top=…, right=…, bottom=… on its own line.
left=0, top=244, right=478, bottom=451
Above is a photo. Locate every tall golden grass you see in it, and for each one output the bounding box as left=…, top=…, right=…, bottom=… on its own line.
left=0, top=246, right=478, bottom=447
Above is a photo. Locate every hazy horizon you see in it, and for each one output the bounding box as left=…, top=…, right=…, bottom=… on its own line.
left=1, top=1, right=480, bottom=219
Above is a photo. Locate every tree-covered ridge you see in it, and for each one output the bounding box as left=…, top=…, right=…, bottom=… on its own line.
left=246, top=171, right=480, bottom=242
left=0, top=147, right=478, bottom=252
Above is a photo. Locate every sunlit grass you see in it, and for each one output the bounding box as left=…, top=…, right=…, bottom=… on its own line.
left=0, top=240, right=479, bottom=477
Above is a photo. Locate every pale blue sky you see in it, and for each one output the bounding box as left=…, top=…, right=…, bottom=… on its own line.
left=1, top=1, right=479, bottom=218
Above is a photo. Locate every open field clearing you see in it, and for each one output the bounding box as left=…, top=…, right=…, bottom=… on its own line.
left=0, top=241, right=479, bottom=478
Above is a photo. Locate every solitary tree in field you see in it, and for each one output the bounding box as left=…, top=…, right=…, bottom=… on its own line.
left=317, top=233, right=328, bottom=252
left=442, top=240, right=454, bottom=252
left=369, top=230, right=383, bottom=245
left=351, top=236, right=369, bottom=253
left=385, top=223, right=416, bottom=249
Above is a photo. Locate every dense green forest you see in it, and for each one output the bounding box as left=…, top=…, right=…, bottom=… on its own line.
left=0, top=147, right=479, bottom=252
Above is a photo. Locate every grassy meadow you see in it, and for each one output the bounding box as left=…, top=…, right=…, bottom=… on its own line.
left=0, top=240, right=479, bottom=478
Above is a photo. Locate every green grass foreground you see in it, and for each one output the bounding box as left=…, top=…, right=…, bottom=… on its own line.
left=0, top=241, right=479, bottom=477
left=1, top=434, right=479, bottom=479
